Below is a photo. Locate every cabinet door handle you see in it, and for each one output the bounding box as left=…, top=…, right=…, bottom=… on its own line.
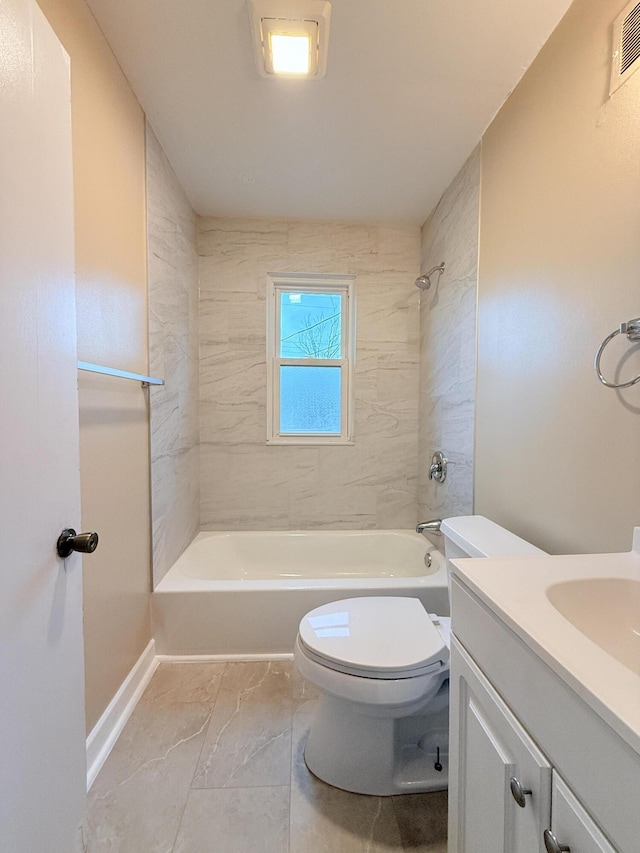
left=543, top=829, right=570, bottom=853
left=509, top=776, right=532, bottom=808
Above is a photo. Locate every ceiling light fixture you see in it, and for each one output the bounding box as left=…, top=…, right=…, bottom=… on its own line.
left=249, top=0, right=332, bottom=79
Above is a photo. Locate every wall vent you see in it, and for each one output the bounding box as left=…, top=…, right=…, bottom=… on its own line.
left=610, top=0, right=640, bottom=94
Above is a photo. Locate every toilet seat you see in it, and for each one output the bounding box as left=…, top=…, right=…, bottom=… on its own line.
left=298, top=597, right=449, bottom=680
left=295, top=635, right=449, bottom=709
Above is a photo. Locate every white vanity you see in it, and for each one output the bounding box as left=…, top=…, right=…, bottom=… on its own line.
left=448, top=532, right=640, bottom=853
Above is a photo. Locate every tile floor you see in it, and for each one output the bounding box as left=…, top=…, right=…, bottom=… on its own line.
left=85, top=660, right=448, bottom=852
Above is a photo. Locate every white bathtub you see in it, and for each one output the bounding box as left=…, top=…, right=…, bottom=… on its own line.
left=152, top=530, right=449, bottom=656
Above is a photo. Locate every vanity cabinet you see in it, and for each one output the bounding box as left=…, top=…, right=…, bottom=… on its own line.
left=450, top=638, right=551, bottom=853
left=448, top=575, right=633, bottom=853
left=450, top=638, right=617, bottom=853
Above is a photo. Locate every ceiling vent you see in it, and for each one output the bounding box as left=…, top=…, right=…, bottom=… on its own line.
left=610, top=0, right=640, bottom=94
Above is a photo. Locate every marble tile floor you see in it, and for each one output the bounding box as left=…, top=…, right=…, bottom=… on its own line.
left=85, top=660, right=448, bottom=852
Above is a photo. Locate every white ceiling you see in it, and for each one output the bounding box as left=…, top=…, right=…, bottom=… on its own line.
left=86, top=0, right=573, bottom=225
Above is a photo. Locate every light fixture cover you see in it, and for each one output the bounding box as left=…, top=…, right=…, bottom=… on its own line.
left=249, top=0, right=332, bottom=78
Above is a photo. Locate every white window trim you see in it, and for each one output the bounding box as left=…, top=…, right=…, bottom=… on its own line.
left=266, top=272, right=356, bottom=445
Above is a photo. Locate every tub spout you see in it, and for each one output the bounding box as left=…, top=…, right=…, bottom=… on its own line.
left=416, top=519, right=442, bottom=535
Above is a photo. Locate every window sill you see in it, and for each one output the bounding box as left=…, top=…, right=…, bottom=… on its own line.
left=266, top=435, right=354, bottom=446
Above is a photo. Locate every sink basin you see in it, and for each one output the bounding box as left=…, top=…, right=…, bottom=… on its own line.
left=546, top=578, right=640, bottom=676
left=452, top=544, right=640, bottom=754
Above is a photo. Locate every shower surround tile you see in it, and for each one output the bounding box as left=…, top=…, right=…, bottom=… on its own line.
left=198, top=217, right=420, bottom=531
left=418, top=148, right=480, bottom=526
left=146, top=124, right=200, bottom=586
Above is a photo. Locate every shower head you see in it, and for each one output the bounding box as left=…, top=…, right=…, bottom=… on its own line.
left=415, top=262, right=445, bottom=290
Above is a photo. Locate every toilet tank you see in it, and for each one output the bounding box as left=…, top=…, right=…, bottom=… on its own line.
left=440, top=515, right=546, bottom=560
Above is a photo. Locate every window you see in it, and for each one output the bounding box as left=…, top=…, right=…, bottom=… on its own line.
left=266, top=273, right=356, bottom=444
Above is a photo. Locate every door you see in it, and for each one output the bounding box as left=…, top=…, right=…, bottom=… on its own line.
left=0, top=1, right=86, bottom=852
left=449, top=638, right=552, bottom=853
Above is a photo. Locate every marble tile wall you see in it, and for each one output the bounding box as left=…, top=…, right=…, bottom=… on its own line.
left=147, top=124, right=200, bottom=586
left=418, top=147, right=480, bottom=528
left=198, top=218, right=421, bottom=530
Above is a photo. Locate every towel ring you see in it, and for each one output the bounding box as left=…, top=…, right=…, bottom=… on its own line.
left=594, top=318, right=640, bottom=389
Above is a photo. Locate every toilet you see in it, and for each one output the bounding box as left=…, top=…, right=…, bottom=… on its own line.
left=294, top=515, right=546, bottom=796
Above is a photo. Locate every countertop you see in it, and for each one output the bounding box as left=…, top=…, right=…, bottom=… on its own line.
left=451, top=536, right=640, bottom=755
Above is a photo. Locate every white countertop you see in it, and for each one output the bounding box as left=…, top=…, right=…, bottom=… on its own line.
left=451, top=540, right=640, bottom=755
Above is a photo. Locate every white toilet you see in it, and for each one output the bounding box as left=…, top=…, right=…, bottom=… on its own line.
left=294, top=515, right=546, bottom=796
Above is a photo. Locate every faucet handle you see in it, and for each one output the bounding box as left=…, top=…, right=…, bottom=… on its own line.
left=428, top=451, right=447, bottom=483
left=416, top=519, right=442, bottom=535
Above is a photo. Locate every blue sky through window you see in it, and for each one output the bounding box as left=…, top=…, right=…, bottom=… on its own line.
left=280, top=291, right=342, bottom=359
left=278, top=291, right=343, bottom=434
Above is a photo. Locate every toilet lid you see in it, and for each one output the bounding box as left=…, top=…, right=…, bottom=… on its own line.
left=298, top=597, right=448, bottom=679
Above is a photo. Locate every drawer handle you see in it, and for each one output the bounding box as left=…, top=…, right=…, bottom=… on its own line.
left=543, top=829, right=570, bottom=853
left=509, top=776, right=532, bottom=808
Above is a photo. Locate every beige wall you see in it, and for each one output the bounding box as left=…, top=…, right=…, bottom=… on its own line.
left=476, top=0, right=640, bottom=553
left=37, top=0, right=152, bottom=731
left=147, top=123, right=200, bottom=588
left=419, top=148, right=480, bottom=528
left=198, top=218, right=420, bottom=530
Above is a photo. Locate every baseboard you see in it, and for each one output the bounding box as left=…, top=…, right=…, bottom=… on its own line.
left=86, top=645, right=292, bottom=788
left=86, top=639, right=158, bottom=790
left=155, top=652, right=294, bottom=663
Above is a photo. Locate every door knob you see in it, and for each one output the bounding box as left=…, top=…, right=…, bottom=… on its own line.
left=57, top=528, right=99, bottom=559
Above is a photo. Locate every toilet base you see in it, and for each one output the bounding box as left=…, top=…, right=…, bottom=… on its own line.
left=303, top=685, right=449, bottom=796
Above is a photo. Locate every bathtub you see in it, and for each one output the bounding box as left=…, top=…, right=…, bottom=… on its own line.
left=152, top=530, right=449, bottom=656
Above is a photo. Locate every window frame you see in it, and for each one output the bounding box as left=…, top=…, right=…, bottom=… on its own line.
left=266, top=272, right=356, bottom=445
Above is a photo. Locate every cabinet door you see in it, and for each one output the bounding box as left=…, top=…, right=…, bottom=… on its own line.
left=545, top=775, right=618, bottom=853
left=449, top=638, right=552, bottom=853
